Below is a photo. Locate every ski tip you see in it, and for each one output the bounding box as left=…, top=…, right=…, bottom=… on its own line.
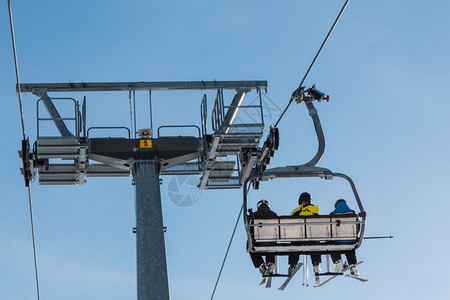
left=345, top=274, right=369, bottom=282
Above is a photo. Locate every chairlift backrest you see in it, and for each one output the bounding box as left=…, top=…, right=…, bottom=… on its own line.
left=251, top=214, right=359, bottom=243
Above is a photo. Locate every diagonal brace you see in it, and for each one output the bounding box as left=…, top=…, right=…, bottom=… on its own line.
left=34, top=89, right=73, bottom=137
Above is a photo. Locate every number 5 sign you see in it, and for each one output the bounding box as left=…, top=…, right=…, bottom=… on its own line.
left=139, top=139, right=152, bottom=148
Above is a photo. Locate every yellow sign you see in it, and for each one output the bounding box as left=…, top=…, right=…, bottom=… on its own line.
left=140, top=139, right=152, bottom=148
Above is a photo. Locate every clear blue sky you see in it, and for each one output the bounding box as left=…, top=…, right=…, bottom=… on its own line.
left=1, top=1, right=450, bottom=299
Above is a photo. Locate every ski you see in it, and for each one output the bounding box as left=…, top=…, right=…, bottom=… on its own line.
left=265, top=274, right=273, bottom=288
left=259, top=263, right=277, bottom=286
left=345, top=274, right=368, bottom=282
left=259, top=275, right=266, bottom=286
left=313, top=261, right=364, bottom=288
left=278, top=263, right=303, bottom=291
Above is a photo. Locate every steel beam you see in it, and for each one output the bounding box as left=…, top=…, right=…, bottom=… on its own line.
left=20, top=80, right=267, bottom=93
left=221, top=88, right=249, bottom=133
left=88, top=137, right=204, bottom=171
left=132, top=161, right=170, bottom=300
left=239, top=151, right=258, bottom=184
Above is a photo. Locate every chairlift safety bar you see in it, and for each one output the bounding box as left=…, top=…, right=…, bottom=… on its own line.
left=249, top=220, right=363, bottom=227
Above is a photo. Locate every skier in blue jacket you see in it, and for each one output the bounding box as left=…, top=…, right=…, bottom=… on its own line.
left=330, top=199, right=360, bottom=277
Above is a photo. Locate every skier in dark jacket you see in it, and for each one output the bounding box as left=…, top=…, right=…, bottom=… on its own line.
left=250, top=200, right=278, bottom=274
left=330, top=199, right=360, bottom=277
left=288, top=192, right=322, bottom=284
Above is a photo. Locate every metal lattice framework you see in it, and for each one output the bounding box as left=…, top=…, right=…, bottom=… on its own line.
left=19, top=80, right=279, bottom=300
left=21, top=80, right=278, bottom=189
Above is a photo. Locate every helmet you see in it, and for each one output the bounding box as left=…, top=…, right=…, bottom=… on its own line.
left=257, top=199, right=270, bottom=209
left=298, top=192, right=311, bottom=205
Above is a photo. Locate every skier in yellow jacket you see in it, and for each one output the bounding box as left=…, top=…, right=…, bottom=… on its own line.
left=290, top=192, right=320, bottom=216
left=288, top=192, right=322, bottom=283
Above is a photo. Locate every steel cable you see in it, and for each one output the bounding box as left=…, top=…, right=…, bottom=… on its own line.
left=27, top=186, right=41, bottom=300
left=274, top=0, right=350, bottom=127
left=210, top=204, right=243, bottom=300
left=8, top=1, right=41, bottom=299
left=8, top=0, right=25, bottom=140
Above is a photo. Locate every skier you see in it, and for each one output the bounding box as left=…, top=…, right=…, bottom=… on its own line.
left=330, top=199, right=360, bottom=277
left=250, top=199, right=278, bottom=274
left=288, top=192, right=322, bottom=284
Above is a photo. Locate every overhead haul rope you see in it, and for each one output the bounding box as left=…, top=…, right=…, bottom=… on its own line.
left=210, top=204, right=243, bottom=300
left=8, top=0, right=25, bottom=140
left=274, top=0, right=350, bottom=127
left=8, top=1, right=41, bottom=299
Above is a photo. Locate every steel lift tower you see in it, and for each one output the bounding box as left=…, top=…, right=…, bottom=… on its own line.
left=19, top=80, right=279, bottom=300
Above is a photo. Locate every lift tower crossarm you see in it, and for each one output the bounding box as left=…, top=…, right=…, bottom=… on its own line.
left=19, top=81, right=267, bottom=93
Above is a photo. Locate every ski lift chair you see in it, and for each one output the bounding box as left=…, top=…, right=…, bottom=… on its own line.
left=244, top=165, right=366, bottom=258
left=244, top=86, right=366, bottom=273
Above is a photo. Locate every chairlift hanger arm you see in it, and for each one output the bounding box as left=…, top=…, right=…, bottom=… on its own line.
left=285, top=85, right=330, bottom=168
left=302, top=99, right=325, bottom=167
